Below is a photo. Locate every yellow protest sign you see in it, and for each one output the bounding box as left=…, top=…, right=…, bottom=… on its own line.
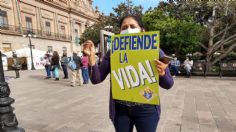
left=110, top=31, right=160, bottom=105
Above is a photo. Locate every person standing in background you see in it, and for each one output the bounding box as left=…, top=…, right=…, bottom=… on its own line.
left=81, top=51, right=89, bottom=84
left=51, top=51, right=60, bottom=81
left=48, top=51, right=55, bottom=78
left=61, top=52, right=69, bottom=79
left=70, top=51, right=83, bottom=87
left=12, top=51, right=21, bottom=78
left=43, top=52, right=51, bottom=79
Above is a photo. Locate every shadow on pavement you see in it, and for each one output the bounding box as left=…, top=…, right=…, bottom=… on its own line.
left=29, top=75, right=72, bottom=87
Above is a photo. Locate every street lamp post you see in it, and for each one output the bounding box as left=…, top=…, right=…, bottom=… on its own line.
left=28, top=34, right=35, bottom=70
left=23, top=34, right=36, bottom=70
left=0, top=51, right=25, bottom=132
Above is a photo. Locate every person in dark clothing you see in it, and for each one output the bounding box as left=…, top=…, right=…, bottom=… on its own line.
left=61, top=52, right=68, bottom=79
left=70, top=52, right=83, bottom=87
left=43, top=52, right=51, bottom=79
left=12, top=51, right=21, bottom=78
left=51, top=51, right=60, bottom=81
left=84, top=15, right=174, bottom=132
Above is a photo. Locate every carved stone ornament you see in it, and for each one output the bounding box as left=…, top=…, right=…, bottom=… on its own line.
left=0, top=0, right=9, bottom=4
left=0, top=82, right=10, bottom=98
left=0, top=113, right=18, bottom=129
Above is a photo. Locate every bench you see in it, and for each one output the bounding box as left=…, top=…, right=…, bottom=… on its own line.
left=170, top=60, right=206, bottom=77
left=171, top=60, right=236, bottom=77
left=191, top=60, right=207, bottom=77
left=219, top=60, right=236, bottom=77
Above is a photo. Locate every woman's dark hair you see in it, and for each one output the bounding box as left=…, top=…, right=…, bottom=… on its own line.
left=45, top=53, right=50, bottom=58
left=119, top=15, right=145, bottom=30
left=62, top=52, right=67, bottom=57
left=53, top=51, right=59, bottom=59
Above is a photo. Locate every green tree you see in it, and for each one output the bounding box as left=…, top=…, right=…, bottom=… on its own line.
left=143, top=1, right=205, bottom=56
left=80, top=15, right=106, bottom=46
left=180, top=1, right=236, bottom=70
left=107, top=0, right=143, bottom=34
left=80, top=0, right=143, bottom=45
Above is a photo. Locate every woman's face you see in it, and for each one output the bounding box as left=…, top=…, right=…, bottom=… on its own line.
left=120, top=17, right=142, bottom=33
left=83, top=40, right=93, bottom=50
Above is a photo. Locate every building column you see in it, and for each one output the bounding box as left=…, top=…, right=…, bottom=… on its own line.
left=12, top=0, right=18, bottom=26
left=69, top=14, right=74, bottom=54
left=81, top=23, right=86, bottom=33
left=36, top=7, right=42, bottom=32
left=13, top=0, right=22, bottom=32
left=54, top=12, right=58, bottom=35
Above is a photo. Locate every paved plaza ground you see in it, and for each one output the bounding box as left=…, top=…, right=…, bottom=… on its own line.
left=4, top=70, right=236, bottom=132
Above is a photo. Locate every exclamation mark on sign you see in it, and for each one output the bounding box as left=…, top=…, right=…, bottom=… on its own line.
left=145, top=60, right=157, bottom=83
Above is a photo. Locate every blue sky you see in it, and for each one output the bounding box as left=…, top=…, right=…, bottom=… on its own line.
left=93, top=0, right=163, bottom=15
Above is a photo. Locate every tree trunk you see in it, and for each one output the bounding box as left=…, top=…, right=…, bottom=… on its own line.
left=206, top=52, right=213, bottom=72
left=206, top=26, right=214, bottom=71
left=205, top=6, right=217, bottom=72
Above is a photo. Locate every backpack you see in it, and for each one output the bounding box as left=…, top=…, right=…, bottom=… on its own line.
left=79, top=57, right=83, bottom=67
left=68, top=56, right=77, bottom=70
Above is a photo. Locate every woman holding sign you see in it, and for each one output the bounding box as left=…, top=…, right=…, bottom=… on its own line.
left=84, top=15, right=174, bottom=132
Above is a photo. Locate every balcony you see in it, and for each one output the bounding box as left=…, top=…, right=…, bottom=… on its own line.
left=0, top=25, right=72, bottom=42
left=0, top=24, right=21, bottom=34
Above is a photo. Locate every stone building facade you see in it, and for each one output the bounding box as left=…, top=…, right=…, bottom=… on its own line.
left=0, top=0, right=99, bottom=55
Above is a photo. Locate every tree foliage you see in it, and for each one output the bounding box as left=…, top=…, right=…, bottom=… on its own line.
left=179, top=1, right=236, bottom=70
left=80, top=0, right=143, bottom=45
left=80, top=15, right=106, bottom=47
left=143, top=1, right=206, bottom=56
left=81, top=0, right=236, bottom=71
left=143, top=0, right=236, bottom=71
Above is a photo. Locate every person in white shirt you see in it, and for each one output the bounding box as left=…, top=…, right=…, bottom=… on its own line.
left=183, top=57, right=193, bottom=77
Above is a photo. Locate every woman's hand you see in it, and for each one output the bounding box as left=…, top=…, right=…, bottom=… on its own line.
left=83, top=40, right=96, bottom=66
left=154, top=59, right=169, bottom=76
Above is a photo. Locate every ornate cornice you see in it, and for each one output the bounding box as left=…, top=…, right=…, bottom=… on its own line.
left=35, top=0, right=98, bottom=22
left=0, top=0, right=12, bottom=9
left=35, top=0, right=69, bottom=12
left=68, top=8, right=98, bottom=22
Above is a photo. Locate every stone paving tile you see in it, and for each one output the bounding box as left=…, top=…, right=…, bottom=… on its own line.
left=199, top=124, right=219, bottom=132
left=162, top=122, right=181, bottom=132
left=4, top=70, right=236, bottom=132
left=197, top=111, right=215, bottom=125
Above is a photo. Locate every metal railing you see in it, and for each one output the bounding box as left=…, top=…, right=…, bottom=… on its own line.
left=0, top=24, right=21, bottom=33
left=0, top=24, right=72, bottom=41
